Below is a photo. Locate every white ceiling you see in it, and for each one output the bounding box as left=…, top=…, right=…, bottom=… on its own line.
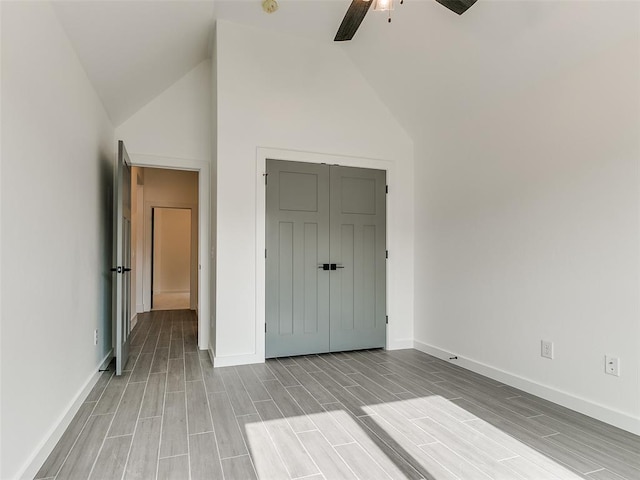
left=52, top=0, right=639, bottom=130
left=53, top=0, right=216, bottom=125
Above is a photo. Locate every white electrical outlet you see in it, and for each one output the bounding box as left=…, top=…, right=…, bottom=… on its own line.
left=94, top=329, right=98, bottom=346
left=605, top=355, right=620, bottom=376
left=541, top=340, right=554, bottom=359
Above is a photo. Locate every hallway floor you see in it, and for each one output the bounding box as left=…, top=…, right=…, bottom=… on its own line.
left=36, top=310, right=639, bottom=479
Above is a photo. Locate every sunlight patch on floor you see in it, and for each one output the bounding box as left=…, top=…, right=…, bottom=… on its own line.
left=245, top=395, right=585, bottom=480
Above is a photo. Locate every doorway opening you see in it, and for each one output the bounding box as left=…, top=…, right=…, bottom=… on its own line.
left=151, top=207, right=192, bottom=310
left=129, top=167, right=199, bottom=322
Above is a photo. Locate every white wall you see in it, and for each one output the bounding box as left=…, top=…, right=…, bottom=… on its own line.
left=0, top=2, right=115, bottom=477
left=116, top=59, right=211, bottom=161
left=153, top=208, right=191, bottom=294
left=414, top=33, right=640, bottom=433
left=214, top=21, right=414, bottom=365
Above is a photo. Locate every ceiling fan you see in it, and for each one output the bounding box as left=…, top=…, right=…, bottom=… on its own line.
left=335, top=0, right=477, bottom=42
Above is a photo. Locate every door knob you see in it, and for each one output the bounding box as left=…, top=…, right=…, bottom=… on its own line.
left=318, top=264, right=330, bottom=271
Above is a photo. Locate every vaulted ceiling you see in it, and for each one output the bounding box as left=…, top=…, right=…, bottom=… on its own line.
left=53, top=0, right=639, bottom=131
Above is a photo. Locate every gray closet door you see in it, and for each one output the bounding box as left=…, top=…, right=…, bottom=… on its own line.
left=266, top=160, right=330, bottom=357
left=329, top=165, right=386, bottom=352
left=266, top=160, right=386, bottom=357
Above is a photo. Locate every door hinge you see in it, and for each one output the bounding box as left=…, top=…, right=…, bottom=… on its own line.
left=265, top=249, right=267, bottom=258
left=386, top=250, right=388, bottom=259
left=386, top=315, right=389, bottom=324
left=264, top=173, right=268, bottom=185
left=386, top=185, right=389, bottom=194
left=265, top=323, right=267, bottom=333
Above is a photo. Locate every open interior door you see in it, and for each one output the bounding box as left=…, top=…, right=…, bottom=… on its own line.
left=113, top=140, right=132, bottom=375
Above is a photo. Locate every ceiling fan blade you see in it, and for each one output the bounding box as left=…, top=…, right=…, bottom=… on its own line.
left=335, top=0, right=374, bottom=42
left=435, top=0, right=477, bottom=15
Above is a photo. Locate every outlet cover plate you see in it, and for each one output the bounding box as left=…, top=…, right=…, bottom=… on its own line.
left=541, top=340, right=554, bottom=359
left=605, top=355, right=620, bottom=376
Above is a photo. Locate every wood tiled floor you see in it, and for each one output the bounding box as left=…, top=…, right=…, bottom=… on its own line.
left=36, top=310, right=640, bottom=479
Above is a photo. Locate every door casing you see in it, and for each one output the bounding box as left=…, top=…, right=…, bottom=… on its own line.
left=265, top=160, right=387, bottom=357
left=127, top=154, right=210, bottom=351
left=252, top=147, right=395, bottom=366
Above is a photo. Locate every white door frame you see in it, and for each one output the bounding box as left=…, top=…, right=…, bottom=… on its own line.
left=255, top=147, right=395, bottom=363
left=129, top=153, right=210, bottom=350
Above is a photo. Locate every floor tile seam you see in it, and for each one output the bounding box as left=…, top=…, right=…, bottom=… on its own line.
left=447, top=397, right=557, bottom=450
left=158, top=452, right=189, bottom=460
left=369, top=410, right=436, bottom=447
left=104, top=432, right=135, bottom=440
left=416, top=440, right=440, bottom=447
left=345, top=418, right=424, bottom=480
left=332, top=426, right=404, bottom=479
left=40, top=403, right=97, bottom=479
left=543, top=434, right=626, bottom=474
left=415, top=407, right=520, bottom=456
left=118, top=359, right=160, bottom=480
left=348, top=371, right=409, bottom=401
left=451, top=393, right=556, bottom=436
left=563, top=441, right=640, bottom=474
left=85, top=383, right=130, bottom=480
left=198, top=346, right=227, bottom=479
left=253, top=398, right=306, bottom=479
left=183, top=391, right=194, bottom=479
left=346, top=355, right=400, bottom=379
left=584, top=467, right=606, bottom=474
left=277, top=409, right=323, bottom=479
left=299, top=426, right=361, bottom=480
left=219, top=453, right=253, bottom=461
left=497, top=455, right=521, bottom=462
left=179, top=321, right=194, bottom=480
left=523, top=435, right=604, bottom=475
left=533, top=413, right=640, bottom=458
left=420, top=440, right=495, bottom=480
left=155, top=332, right=173, bottom=480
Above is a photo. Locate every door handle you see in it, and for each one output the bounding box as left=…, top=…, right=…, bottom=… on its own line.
left=318, top=264, right=345, bottom=271
left=110, top=266, right=131, bottom=274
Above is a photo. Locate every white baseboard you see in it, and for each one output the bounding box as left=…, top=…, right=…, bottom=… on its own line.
left=131, top=313, right=138, bottom=330
left=413, top=340, right=640, bottom=436
left=18, top=350, right=114, bottom=479
left=387, top=338, right=414, bottom=350
left=213, top=352, right=263, bottom=368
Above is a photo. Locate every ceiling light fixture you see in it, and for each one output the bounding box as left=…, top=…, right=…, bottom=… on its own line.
left=373, top=0, right=394, bottom=12
left=373, top=0, right=405, bottom=23
left=262, top=0, right=279, bottom=14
